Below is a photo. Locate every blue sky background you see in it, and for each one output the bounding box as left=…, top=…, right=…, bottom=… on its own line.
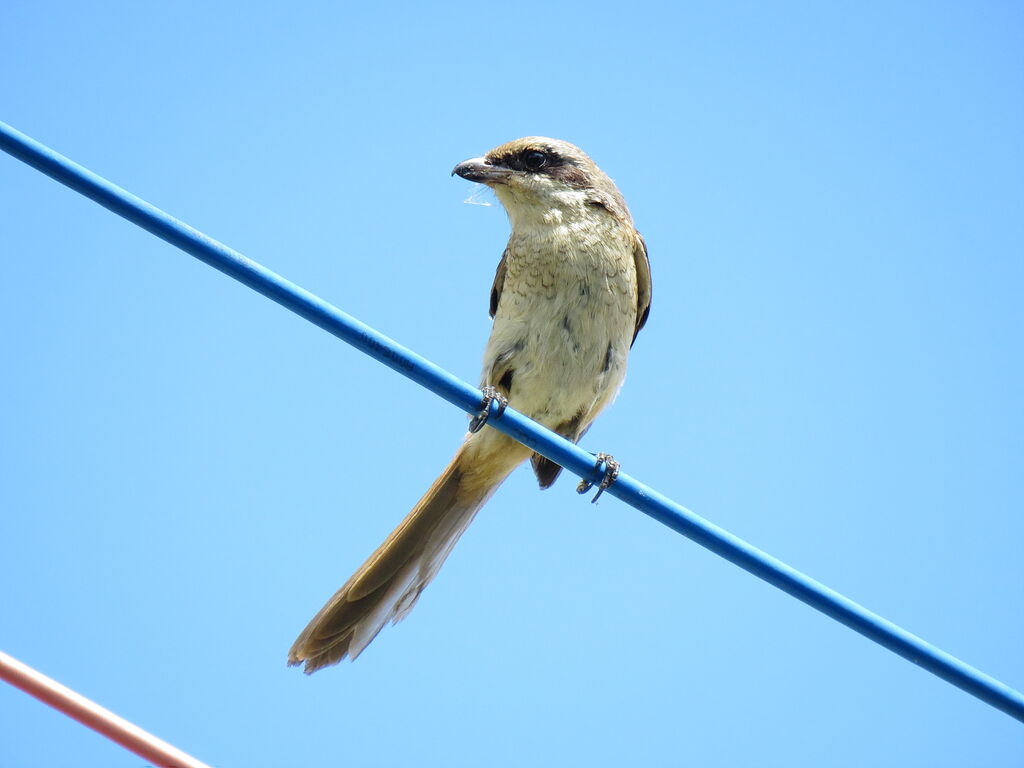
left=2, top=2, right=1022, bottom=765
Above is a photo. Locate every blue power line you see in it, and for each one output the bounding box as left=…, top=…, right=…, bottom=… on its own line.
left=2, top=119, right=1022, bottom=724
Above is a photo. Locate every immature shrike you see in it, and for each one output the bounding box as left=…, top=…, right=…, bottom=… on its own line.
left=289, top=137, right=652, bottom=672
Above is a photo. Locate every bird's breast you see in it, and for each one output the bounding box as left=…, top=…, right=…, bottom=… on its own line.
left=481, top=218, right=638, bottom=428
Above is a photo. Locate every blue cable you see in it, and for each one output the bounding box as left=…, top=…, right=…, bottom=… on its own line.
left=2, top=119, right=1021, bottom=724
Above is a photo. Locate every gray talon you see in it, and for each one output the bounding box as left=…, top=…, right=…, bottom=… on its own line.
left=576, top=452, right=620, bottom=503
left=469, top=386, right=508, bottom=433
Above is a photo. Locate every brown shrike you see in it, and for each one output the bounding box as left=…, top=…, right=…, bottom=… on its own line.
left=288, top=137, right=652, bottom=672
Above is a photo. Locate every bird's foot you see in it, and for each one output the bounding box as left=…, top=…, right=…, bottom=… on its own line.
left=469, top=386, right=509, bottom=433
left=576, top=452, right=620, bottom=503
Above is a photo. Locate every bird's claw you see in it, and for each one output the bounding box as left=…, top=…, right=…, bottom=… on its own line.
left=469, top=386, right=508, bottom=433
left=576, top=452, right=620, bottom=503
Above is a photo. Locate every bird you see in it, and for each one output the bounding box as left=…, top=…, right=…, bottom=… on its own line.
left=288, top=137, right=652, bottom=672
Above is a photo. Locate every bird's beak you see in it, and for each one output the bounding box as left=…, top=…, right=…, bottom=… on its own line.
left=452, top=157, right=512, bottom=184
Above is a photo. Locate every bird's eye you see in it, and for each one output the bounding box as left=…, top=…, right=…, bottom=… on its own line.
left=522, top=150, right=548, bottom=170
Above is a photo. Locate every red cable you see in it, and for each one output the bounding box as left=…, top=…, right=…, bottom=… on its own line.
left=0, top=650, right=212, bottom=768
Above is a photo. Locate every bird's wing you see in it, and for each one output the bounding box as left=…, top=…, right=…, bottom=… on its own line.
left=631, top=233, right=652, bottom=345
left=489, top=247, right=509, bottom=318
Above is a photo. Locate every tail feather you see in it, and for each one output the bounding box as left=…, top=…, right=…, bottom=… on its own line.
left=288, top=432, right=527, bottom=673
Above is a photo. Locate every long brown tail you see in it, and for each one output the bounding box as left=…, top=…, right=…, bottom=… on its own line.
left=288, top=430, right=529, bottom=673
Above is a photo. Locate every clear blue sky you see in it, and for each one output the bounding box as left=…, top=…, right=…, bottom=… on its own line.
left=2, top=2, right=1022, bottom=765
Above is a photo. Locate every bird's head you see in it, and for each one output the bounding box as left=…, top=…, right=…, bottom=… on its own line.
left=453, top=137, right=632, bottom=229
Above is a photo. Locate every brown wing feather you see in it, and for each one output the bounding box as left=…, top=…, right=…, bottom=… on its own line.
left=490, top=248, right=509, bottom=318
left=529, top=413, right=589, bottom=489
left=631, top=233, right=652, bottom=345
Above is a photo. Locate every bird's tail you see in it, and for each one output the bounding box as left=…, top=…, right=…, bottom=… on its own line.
left=288, top=430, right=529, bottom=673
